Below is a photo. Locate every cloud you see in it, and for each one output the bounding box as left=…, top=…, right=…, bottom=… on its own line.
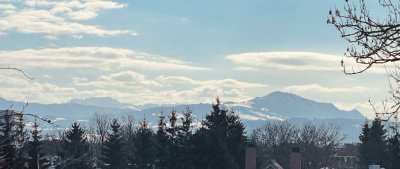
left=0, top=47, right=207, bottom=71
left=226, top=51, right=342, bottom=71
left=0, top=4, right=15, bottom=9
left=156, top=75, right=268, bottom=88
left=74, top=71, right=161, bottom=88
left=0, top=69, right=268, bottom=105
left=72, top=72, right=268, bottom=104
left=0, top=0, right=136, bottom=37
left=226, top=51, right=391, bottom=73
left=283, top=84, right=370, bottom=93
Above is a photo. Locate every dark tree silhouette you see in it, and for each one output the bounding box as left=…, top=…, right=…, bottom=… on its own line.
left=155, top=112, right=168, bottom=169
left=0, top=111, right=18, bottom=169
left=132, top=120, right=156, bottom=169
left=56, top=122, right=92, bottom=169
left=101, top=119, right=126, bottom=169
left=358, top=120, right=372, bottom=168
left=27, top=119, right=51, bottom=169
left=201, top=98, right=247, bottom=169
left=358, top=118, right=388, bottom=168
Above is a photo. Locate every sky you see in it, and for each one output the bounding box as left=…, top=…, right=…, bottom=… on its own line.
left=0, top=0, right=391, bottom=118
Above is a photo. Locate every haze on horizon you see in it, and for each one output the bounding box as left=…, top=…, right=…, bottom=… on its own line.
left=0, top=0, right=387, bottom=118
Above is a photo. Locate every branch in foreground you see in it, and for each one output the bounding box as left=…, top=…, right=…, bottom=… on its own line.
left=0, top=67, right=34, bottom=80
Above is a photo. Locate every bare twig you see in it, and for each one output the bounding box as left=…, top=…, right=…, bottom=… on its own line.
left=0, top=67, right=33, bottom=80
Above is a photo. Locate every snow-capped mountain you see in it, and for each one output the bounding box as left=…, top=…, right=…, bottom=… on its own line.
left=0, top=91, right=366, bottom=142
left=225, top=91, right=364, bottom=120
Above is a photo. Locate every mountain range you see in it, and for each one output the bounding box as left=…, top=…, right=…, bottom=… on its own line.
left=0, top=91, right=366, bottom=142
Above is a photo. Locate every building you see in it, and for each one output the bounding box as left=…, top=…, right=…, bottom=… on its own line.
left=332, top=144, right=359, bottom=169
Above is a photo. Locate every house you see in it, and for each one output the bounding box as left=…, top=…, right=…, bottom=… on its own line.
left=246, top=147, right=301, bottom=169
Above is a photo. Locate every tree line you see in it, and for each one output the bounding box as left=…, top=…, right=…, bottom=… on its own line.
left=0, top=99, right=247, bottom=169
left=6, top=100, right=400, bottom=169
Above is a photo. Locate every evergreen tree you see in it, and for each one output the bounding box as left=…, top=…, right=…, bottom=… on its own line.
left=101, top=119, right=126, bottom=169
left=358, top=120, right=371, bottom=168
left=192, top=122, right=208, bottom=169
left=176, top=107, right=194, bottom=169
left=122, top=116, right=135, bottom=168
left=27, top=119, right=50, bottom=169
left=369, top=118, right=388, bottom=167
left=0, top=111, right=27, bottom=169
left=388, top=132, right=400, bottom=169
left=131, top=120, right=155, bottom=169
left=155, top=112, right=168, bottom=169
left=56, top=122, right=92, bottom=169
left=14, top=112, right=28, bottom=169
left=0, top=110, right=17, bottom=169
left=201, top=98, right=247, bottom=169
left=166, top=109, right=179, bottom=169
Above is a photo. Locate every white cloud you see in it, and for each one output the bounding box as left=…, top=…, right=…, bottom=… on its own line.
left=0, top=47, right=206, bottom=71
left=0, top=4, right=15, bottom=9
left=0, top=70, right=268, bottom=105
left=226, top=51, right=390, bottom=73
left=283, top=84, right=370, bottom=93
left=156, top=75, right=267, bottom=88
left=226, top=52, right=341, bottom=71
left=72, top=72, right=268, bottom=104
left=0, top=0, right=136, bottom=37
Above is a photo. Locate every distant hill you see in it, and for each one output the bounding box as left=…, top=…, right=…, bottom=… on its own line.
left=69, top=97, right=138, bottom=110
left=0, top=91, right=366, bottom=142
left=226, top=91, right=364, bottom=120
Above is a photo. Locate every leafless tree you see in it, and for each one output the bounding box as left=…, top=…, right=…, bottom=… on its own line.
left=91, top=112, right=110, bottom=145
left=298, top=122, right=343, bottom=169
left=251, top=121, right=298, bottom=169
left=251, top=121, right=343, bottom=169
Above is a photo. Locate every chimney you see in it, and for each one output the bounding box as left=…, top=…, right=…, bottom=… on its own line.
left=245, top=147, right=256, bottom=169
left=289, top=147, right=301, bottom=169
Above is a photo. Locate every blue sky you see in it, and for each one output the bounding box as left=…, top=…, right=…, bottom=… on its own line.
left=0, top=0, right=389, bottom=118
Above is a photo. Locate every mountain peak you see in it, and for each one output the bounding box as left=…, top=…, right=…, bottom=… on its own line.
left=248, top=91, right=364, bottom=119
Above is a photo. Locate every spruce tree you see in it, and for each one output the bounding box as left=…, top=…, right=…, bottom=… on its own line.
left=0, top=111, right=17, bottom=169
left=56, top=122, right=92, bottom=169
left=388, top=132, right=400, bottom=169
left=132, top=120, right=155, bottom=169
left=176, top=107, right=193, bottom=169
left=27, top=119, right=50, bottom=169
left=14, top=112, right=28, bottom=169
left=0, top=111, right=26, bottom=169
left=202, top=98, right=247, bottom=169
left=155, top=112, right=168, bottom=169
left=192, top=122, right=208, bottom=169
left=101, top=119, right=126, bottom=169
left=369, top=118, right=388, bottom=167
left=358, top=120, right=371, bottom=167
left=166, top=109, right=179, bottom=169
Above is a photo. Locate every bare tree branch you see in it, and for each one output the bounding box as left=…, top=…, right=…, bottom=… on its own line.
left=0, top=67, right=33, bottom=80
left=329, top=0, right=400, bottom=74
